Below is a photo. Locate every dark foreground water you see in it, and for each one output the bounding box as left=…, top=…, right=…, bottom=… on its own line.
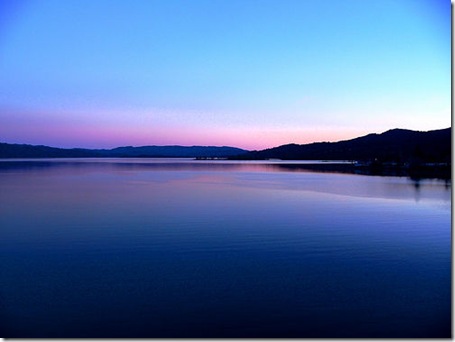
left=0, top=159, right=451, bottom=338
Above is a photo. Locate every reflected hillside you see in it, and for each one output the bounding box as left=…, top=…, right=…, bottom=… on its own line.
left=0, top=158, right=450, bottom=181
left=0, top=159, right=450, bottom=204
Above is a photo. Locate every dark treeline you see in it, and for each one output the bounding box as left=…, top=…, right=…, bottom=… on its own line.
left=229, top=128, right=451, bottom=179
left=0, top=128, right=451, bottom=179
left=0, top=144, right=247, bottom=159
left=231, top=128, right=450, bottom=164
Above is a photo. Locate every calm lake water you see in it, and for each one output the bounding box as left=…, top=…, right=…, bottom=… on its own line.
left=0, top=159, right=451, bottom=338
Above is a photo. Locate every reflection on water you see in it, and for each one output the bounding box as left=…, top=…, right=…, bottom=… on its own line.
left=0, top=159, right=449, bottom=203
left=0, top=159, right=451, bottom=338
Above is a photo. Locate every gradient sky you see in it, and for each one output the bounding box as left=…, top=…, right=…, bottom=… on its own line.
left=0, top=0, right=450, bottom=150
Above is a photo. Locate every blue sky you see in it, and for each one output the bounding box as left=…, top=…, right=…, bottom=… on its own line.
left=0, top=0, right=450, bottom=149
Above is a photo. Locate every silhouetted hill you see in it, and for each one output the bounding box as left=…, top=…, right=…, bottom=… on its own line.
left=1, top=128, right=450, bottom=163
left=102, top=145, right=247, bottom=158
left=0, top=143, right=248, bottom=159
left=231, top=128, right=451, bottom=163
left=0, top=143, right=100, bottom=158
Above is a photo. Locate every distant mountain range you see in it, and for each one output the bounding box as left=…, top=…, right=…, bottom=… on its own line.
left=0, top=128, right=451, bottom=163
left=0, top=144, right=248, bottom=159
left=231, top=128, right=451, bottom=164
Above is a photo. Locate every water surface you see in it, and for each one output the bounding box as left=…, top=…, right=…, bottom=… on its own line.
left=0, top=159, right=451, bottom=337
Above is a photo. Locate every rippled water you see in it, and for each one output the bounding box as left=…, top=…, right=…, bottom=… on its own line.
left=0, top=159, right=451, bottom=337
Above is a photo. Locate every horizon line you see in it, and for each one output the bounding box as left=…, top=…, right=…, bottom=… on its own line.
left=0, top=126, right=450, bottom=152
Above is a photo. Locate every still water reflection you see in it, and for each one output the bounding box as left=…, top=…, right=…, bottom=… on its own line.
left=0, top=159, right=451, bottom=337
